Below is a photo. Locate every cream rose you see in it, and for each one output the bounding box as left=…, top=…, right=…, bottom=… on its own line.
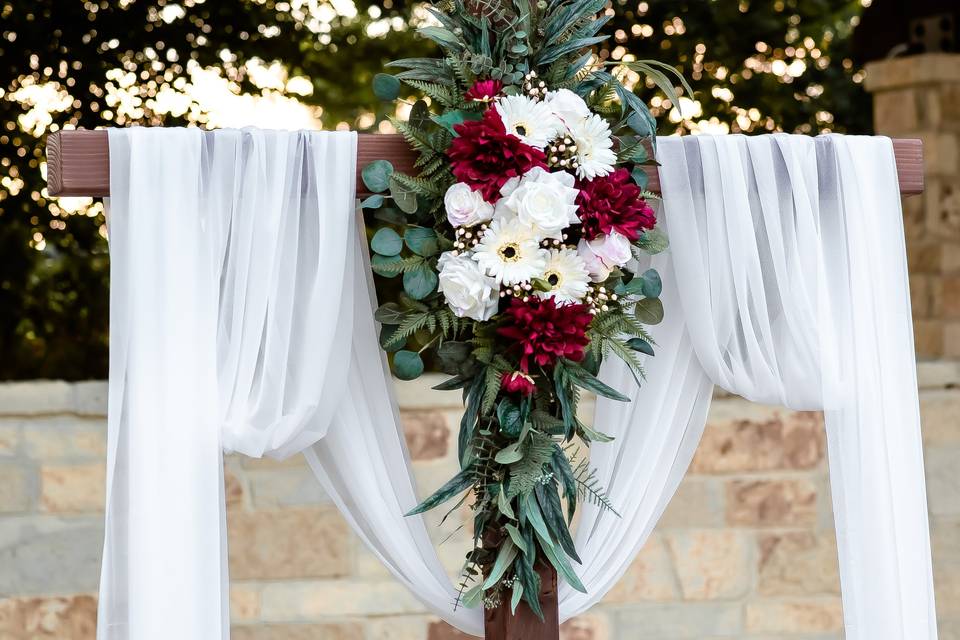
left=444, top=182, right=494, bottom=228
left=577, top=232, right=633, bottom=282
left=544, top=88, right=591, bottom=127
left=494, top=167, right=580, bottom=240
left=437, top=251, right=500, bottom=321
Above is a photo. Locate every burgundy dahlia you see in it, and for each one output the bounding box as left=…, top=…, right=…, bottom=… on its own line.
left=448, top=109, right=547, bottom=202
left=576, top=168, right=657, bottom=241
left=497, top=297, right=593, bottom=371
left=501, top=370, right=537, bottom=396
left=465, top=79, right=503, bottom=102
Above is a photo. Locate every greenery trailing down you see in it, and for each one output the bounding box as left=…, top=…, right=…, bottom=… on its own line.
left=364, top=0, right=678, bottom=617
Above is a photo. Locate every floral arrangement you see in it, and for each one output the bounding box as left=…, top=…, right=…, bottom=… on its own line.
left=362, top=0, right=686, bottom=618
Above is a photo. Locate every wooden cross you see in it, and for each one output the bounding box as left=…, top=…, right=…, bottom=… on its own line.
left=43, top=129, right=925, bottom=640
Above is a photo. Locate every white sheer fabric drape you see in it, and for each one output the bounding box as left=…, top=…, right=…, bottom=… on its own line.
left=102, top=129, right=937, bottom=640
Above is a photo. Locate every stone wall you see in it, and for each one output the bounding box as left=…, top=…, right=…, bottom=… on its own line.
left=0, top=365, right=957, bottom=639
left=866, top=53, right=960, bottom=359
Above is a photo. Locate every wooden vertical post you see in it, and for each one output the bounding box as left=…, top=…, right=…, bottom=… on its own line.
left=484, top=563, right=559, bottom=640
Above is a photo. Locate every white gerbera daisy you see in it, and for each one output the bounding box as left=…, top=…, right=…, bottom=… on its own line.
left=494, top=95, right=564, bottom=149
left=538, top=248, right=590, bottom=304
left=569, top=113, right=617, bottom=180
left=473, top=217, right=548, bottom=285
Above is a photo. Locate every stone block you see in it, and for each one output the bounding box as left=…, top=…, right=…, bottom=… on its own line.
left=39, top=463, right=105, bottom=513
left=230, top=585, right=261, bottom=623
left=228, top=508, right=350, bottom=580
left=725, top=479, right=818, bottom=527
left=71, top=381, right=108, bottom=417
left=865, top=54, right=960, bottom=92
left=925, top=180, right=960, bottom=239
left=922, top=132, right=960, bottom=176
left=426, top=620, right=474, bottom=640
left=561, top=613, right=610, bottom=640
left=367, top=615, right=429, bottom=640
left=401, top=410, right=450, bottom=461
left=0, top=421, right=18, bottom=457
left=0, top=594, right=97, bottom=639
left=603, top=533, right=679, bottom=603
left=919, top=361, right=960, bottom=389
left=665, top=530, right=752, bottom=600
left=691, top=411, right=824, bottom=474
left=0, top=463, right=35, bottom=513
left=247, top=467, right=328, bottom=508
left=926, top=447, right=960, bottom=517
left=921, top=390, right=960, bottom=445
left=942, top=276, right=960, bottom=319
left=914, top=319, right=945, bottom=358
left=872, top=88, right=919, bottom=133
left=744, top=599, right=843, bottom=634
left=0, top=382, right=75, bottom=417
left=658, top=478, right=725, bottom=529
left=231, top=622, right=365, bottom=640
left=911, top=274, right=933, bottom=317
left=22, top=417, right=106, bottom=460
left=616, top=603, right=742, bottom=638
left=225, top=467, right=245, bottom=510
left=0, top=516, right=102, bottom=594
left=260, top=580, right=428, bottom=619
left=757, top=532, right=840, bottom=596
left=946, top=321, right=960, bottom=359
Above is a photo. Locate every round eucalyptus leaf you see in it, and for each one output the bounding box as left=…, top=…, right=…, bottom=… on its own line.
left=379, top=325, right=403, bottom=353
left=374, top=302, right=407, bottom=325
left=393, top=350, right=424, bottom=380
left=402, top=264, right=438, bottom=300
left=635, top=297, right=664, bottom=325
left=372, top=73, right=401, bottom=101
left=371, top=227, right=403, bottom=256
left=360, top=194, right=384, bottom=210
left=371, top=254, right=404, bottom=278
left=390, top=176, right=418, bottom=214
left=639, top=268, right=662, bottom=298
left=362, top=160, right=394, bottom=193
left=404, top=227, right=439, bottom=257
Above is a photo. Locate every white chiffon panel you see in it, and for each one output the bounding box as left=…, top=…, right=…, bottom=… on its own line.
left=102, top=127, right=359, bottom=639
left=102, top=128, right=937, bottom=640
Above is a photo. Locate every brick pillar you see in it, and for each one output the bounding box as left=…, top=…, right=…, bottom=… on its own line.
left=865, top=53, right=960, bottom=359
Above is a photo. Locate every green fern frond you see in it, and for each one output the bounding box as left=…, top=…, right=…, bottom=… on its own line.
left=385, top=311, right=430, bottom=348
left=572, top=456, right=620, bottom=517
left=402, top=78, right=461, bottom=107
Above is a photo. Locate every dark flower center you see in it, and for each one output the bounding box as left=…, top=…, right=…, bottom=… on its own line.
left=515, top=124, right=527, bottom=136
left=547, top=273, right=560, bottom=286
left=499, top=244, right=518, bottom=260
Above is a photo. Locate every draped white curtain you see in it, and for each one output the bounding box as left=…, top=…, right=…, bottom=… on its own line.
left=101, top=128, right=937, bottom=640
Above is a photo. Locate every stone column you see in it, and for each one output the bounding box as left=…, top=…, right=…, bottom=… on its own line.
left=865, top=53, right=960, bottom=359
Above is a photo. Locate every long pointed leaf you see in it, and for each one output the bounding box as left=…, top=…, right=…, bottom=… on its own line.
left=482, top=538, right=518, bottom=589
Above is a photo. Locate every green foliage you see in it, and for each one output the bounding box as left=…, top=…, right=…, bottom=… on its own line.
left=634, top=297, right=665, bottom=325
left=363, top=160, right=396, bottom=193
left=392, top=349, right=425, bottom=380
left=371, top=227, right=404, bottom=256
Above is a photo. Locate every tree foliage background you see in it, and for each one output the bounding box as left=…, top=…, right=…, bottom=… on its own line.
left=0, top=0, right=869, bottom=380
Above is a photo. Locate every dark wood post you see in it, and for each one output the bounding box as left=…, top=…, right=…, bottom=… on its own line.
left=484, top=563, right=559, bottom=640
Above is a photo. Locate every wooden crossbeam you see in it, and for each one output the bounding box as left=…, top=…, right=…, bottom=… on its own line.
left=44, top=129, right=924, bottom=198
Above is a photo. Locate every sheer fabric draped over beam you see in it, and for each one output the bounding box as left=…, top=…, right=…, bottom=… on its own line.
left=101, top=129, right=937, bottom=640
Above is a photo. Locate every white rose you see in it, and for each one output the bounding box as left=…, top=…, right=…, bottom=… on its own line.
left=577, top=232, right=632, bottom=282
left=544, top=88, right=591, bottom=127
left=444, top=182, right=494, bottom=228
left=437, top=251, right=500, bottom=321
left=494, top=167, right=580, bottom=240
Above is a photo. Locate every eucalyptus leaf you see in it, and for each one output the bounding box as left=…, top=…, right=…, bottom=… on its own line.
left=510, top=582, right=524, bottom=615
left=496, top=398, right=523, bottom=438
left=631, top=166, right=650, bottom=189
left=392, top=350, right=424, bottom=381
left=409, top=99, right=431, bottom=129
left=431, top=110, right=483, bottom=134
left=461, top=584, right=484, bottom=609
left=635, top=297, right=665, bottom=324
left=504, top=523, right=529, bottom=555
left=498, top=487, right=517, bottom=520
left=360, top=194, right=384, bottom=209
left=561, top=359, right=631, bottom=402
left=402, top=263, right=438, bottom=300
left=370, top=227, right=403, bottom=256
left=372, top=73, right=401, bottom=101
left=370, top=254, right=404, bottom=278
left=495, top=442, right=523, bottom=464
left=373, top=207, right=407, bottom=226
left=404, top=227, right=439, bottom=256
left=639, top=268, right=662, bottom=298
left=362, top=159, right=394, bottom=193
left=378, top=325, right=403, bottom=353
left=390, top=175, right=418, bottom=214
left=418, top=25, right=463, bottom=49
left=374, top=302, right=407, bottom=325
left=481, top=538, right=518, bottom=589
left=405, top=463, right=475, bottom=515
left=627, top=337, right=655, bottom=356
